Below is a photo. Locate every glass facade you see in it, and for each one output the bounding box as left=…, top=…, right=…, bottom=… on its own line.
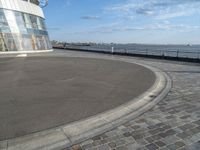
left=0, top=8, right=51, bottom=51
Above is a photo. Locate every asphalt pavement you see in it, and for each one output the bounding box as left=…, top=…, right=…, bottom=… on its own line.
left=0, top=56, right=155, bottom=140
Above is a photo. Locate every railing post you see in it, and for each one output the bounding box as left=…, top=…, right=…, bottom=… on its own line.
left=125, top=49, right=128, bottom=54
left=177, top=50, right=179, bottom=58
left=161, top=50, right=165, bottom=58
left=162, top=51, right=165, bottom=57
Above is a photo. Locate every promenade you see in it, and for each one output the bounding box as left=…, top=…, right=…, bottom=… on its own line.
left=0, top=49, right=199, bottom=150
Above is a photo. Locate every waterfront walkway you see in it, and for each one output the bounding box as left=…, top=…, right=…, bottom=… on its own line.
left=0, top=50, right=199, bottom=150
left=59, top=50, right=200, bottom=150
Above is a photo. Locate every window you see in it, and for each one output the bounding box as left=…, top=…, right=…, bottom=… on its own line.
left=22, top=14, right=32, bottom=29
left=0, top=9, right=9, bottom=32
left=37, top=17, right=42, bottom=30
left=0, top=33, right=7, bottom=51
left=30, top=0, right=40, bottom=5
left=3, top=33, right=17, bottom=51
left=39, top=18, right=47, bottom=30
left=30, top=15, right=38, bottom=29
left=15, top=12, right=27, bottom=34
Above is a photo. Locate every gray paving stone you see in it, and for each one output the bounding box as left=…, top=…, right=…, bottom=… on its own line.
left=71, top=145, right=82, bottom=150
left=114, top=139, right=126, bottom=147
left=158, top=129, right=176, bottom=138
left=187, top=141, right=200, bottom=150
left=123, top=132, right=132, bottom=137
left=136, top=147, right=148, bottom=150
left=126, top=143, right=141, bottom=150
left=82, top=143, right=93, bottom=150
left=0, top=141, right=7, bottom=150
left=155, top=140, right=166, bottom=148
left=124, top=136, right=135, bottom=144
left=96, top=144, right=110, bottom=150
left=108, top=142, right=116, bottom=148
left=161, top=135, right=180, bottom=145
left=166, top=141, right=185, bottom=150
left=177, top=132, right=191, bottom=139
left=179, top=123, right=196, bottom=131
left=116, top=145, right=128, bottom=150
left=85, top=147, right=98, bottom=150
left=159, top=147, right=170, bottom=150
left=145, top=143, right=159, bottom=150
left=135, top=139, right=148, bottom=146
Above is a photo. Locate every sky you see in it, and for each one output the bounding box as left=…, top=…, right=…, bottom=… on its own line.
left=43, top=0, right=200, bottom=44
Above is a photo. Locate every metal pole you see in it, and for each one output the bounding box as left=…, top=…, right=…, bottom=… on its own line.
left=125, top=49, right=127, bottom=54
left=162, top=51, right=165, bottom=57
left=177, top=50, right=179, bottom=58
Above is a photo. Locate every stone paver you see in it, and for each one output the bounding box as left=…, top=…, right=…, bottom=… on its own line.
left=59, top=50, right=200, bottom=150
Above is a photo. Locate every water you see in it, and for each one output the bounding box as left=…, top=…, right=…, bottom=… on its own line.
left=80, top=44, right=200, bottom=59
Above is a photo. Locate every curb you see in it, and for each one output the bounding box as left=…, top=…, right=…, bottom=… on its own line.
left=0, top=50, right=53, bottom=56
left=0, top=54, right=172, bottom=150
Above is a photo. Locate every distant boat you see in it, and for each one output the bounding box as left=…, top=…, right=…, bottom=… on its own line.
left=187, top=44, right=192, bottom=47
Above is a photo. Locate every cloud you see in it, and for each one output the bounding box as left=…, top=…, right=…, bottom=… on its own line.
left=105, top=0, right=200, bottom=20
left=81, top=15, right=101, bottom=20
left=110, top=24, right=200, bottom=32
left=136, top=8, right=154, bottom=15
left=66, top=22, right=200, bottom=35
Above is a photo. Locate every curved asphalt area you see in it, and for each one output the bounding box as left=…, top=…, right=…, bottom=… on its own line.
left=0, top=56, right=155, bottom=141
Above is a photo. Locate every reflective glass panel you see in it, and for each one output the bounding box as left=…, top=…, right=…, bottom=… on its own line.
left=0, top=8, right=51, bottom=51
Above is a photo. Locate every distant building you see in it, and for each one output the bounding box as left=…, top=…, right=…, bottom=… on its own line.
left=0, top=0, right=51, bottom=51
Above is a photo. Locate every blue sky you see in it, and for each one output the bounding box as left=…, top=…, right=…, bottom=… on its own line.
left=43, top=0, right=200, bottom=44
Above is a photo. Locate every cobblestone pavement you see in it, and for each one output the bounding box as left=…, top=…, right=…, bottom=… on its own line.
left=61, top=52, right=200, bottom=150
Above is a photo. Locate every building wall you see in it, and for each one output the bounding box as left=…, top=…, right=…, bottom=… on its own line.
left=0, top=0, right=51, bottom=51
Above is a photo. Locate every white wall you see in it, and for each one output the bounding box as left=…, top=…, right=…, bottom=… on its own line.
left=0, top=0, right=44, bottom=18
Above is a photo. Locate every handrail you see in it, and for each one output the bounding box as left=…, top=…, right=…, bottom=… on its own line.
left=58, top=45, right=200, bottom=60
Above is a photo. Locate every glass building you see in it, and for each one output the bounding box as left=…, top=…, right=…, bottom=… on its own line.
left=0, top=0, right=51, bottom=51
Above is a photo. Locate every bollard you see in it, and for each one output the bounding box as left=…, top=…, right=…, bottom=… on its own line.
left=111, top=47, right=114, bottom=54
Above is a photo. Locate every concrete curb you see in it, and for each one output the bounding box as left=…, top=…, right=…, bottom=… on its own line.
left=0, top=50, right=53, bottom=55
left=0, top=54, right=172, bottom=150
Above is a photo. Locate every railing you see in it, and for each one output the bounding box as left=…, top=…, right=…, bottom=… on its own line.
left=123, top=49, right=200, bottom=59
left=53, top=45, right=200, bottom=62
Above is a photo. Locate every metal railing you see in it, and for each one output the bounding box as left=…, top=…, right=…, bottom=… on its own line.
left=54, top=45, right=200, bottom=62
